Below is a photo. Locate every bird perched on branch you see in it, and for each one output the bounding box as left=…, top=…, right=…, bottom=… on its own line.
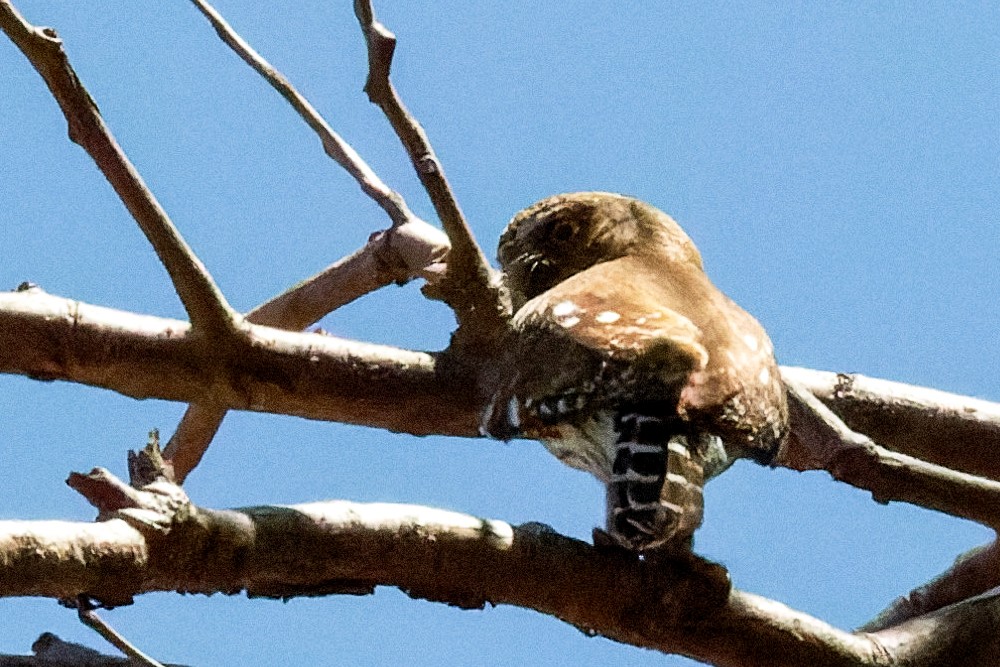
left=483, top=192, right=787, bottom=552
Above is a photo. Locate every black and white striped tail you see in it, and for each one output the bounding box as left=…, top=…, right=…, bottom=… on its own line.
left=608, top=412, right=705, bottom=551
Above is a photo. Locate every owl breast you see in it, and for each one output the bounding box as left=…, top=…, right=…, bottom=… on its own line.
left=539, top=411, right=617, bottom=482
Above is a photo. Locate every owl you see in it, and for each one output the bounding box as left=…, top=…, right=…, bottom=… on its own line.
left=482, top=192, right=787, bottom=552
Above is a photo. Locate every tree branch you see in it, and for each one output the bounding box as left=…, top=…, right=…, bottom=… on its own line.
left=163, top=219, right=450, bottom=481
left=780, top=379, right=1000, bottom=529
left=75, top=599, right=166, bottom=667
left=0, top=1, right=237, bottom=338
left=782, top=366, right=1000, bottom=481
left=352, top=0, right=509, bottom=340
left=4, top=289, right=1000, bottom=474
left=186, top=0, right=422, bottom=230
left=860, top=538, right=1000, bottom=632
left=154, top=0, right=454, bottom=481
left=0, top=289, right=477, bottom=437
left=5, top=470, right=1000, bottom=667
left=0, top=633, right=189, bottom=667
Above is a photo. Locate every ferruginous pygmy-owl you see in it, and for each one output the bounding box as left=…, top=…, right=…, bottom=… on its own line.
left=482, top=192, right=788, bottom=552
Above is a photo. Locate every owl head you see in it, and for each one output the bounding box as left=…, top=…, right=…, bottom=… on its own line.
left=498, top=193, right=704, bottom=310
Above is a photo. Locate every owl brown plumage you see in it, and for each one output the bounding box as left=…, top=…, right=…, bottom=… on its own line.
left=483, top=192, right=787, bottom=551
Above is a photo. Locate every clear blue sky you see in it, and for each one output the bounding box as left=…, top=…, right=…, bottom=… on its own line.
left=2, top=2, right=998, bottom=665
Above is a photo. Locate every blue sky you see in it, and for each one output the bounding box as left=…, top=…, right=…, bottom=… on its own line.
left=2, top=2, right=998, bottom=665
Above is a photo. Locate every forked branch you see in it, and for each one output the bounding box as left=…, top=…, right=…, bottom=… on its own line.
left=353, top=0, right=509, bottom=337
left=781, top=378, right=1000, bottom=529
left=156, top=0, right=454, bottom=479
left=782, top=366, right=1000, bottom=481
left=0, top=0, right=236, bottom=339
left=163, top=220, right=450, bottom=481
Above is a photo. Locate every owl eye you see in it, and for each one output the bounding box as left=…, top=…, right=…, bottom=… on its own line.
left=550, top=223, right=574, bottom=242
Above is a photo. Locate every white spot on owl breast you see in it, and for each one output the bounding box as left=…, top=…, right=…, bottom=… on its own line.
left=558, top=316, right=581, bottom=328
left=743, top=333, right=760, bottom=352
left=758, top=367, right=770, bottom=385
left=595, top=310, right=621, bottom=324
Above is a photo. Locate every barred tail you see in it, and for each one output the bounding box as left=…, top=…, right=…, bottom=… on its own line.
left=608, top=411, right=705, bottom=551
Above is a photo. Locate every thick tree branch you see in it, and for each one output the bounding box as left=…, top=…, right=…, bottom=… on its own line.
left=353, top=0, right=509, bottom=341
left=0, top=1, right=237, bottom=338
left=780, top=379, right=1000, bottom=529
left=4, top=290, right=1000, bottom=467
left=0, top=289, right=477, bottom=437
left=4, top=470, right=1000, bottom=667
left=782, top=366, right=1000, bottom=481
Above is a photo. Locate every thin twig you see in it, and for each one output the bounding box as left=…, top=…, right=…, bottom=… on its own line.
left=161, top=0, right=455, bottom=480
left=781, top=379, right=1000, bottom=529
left=353, top=0, right=508, bottom=334
left=0, top=1, right=237, bottom=338
left=187, top=0, right=420, bottom=229
left=76, top=597, right=166, bottom=667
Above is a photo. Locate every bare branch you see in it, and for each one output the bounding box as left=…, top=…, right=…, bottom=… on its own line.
left=76, top=599, right=166, bottom=667
left=5, top=473, right=1000, bottom=667
left=867, top=587, right=1000, bottom=665
left=782, top=366, right=1000, bottom=481
left=353, top=0, right=508, bottom=337
left=0, top=289, right=477, bottom=437
left=5, top=289, right=1000, bottom=462
left=186, top=0, right=422, bottom=229
left=860, top=538, right=1000, bottom=632
left=160, top=0, right=454, bottom=481
left=163, top=219, right=450, bottom=481
left=0, top=1, right=236, bottom=338
left=780, top=379, right=1000, bottom=528
left=0, top=632, right=188, bottom=667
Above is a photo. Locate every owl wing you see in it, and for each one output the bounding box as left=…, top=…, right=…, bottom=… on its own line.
left=512, top=265, right=710, bottom=380
left=521, top=257, right=785, bottom=455
left=481, top=262, right=709, bottom=441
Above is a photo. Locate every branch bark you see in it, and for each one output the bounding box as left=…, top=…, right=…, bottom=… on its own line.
left=0, top=1, right=236, bottom=338
left=353, top=0, right=510, bottom=343
left=6, top=291, right=1000, bottom=468
left=4, top=471, right=1000, bottom=667
left=781, top=367, right=1000, bottom=481
left=860, top=538, right=1000, bottom=632
left=164, top=220, right=450, bottom=481
left=0, top=289, right=476, bottom=436
left=780, top=379, right=1000, bottom=529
